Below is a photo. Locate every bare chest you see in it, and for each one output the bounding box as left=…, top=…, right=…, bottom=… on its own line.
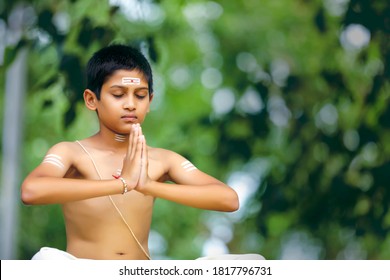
left=71, top=151, right=166, bottom=182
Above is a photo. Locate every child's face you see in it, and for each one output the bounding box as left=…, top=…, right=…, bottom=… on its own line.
left=96, top=69, right=153, bottom=134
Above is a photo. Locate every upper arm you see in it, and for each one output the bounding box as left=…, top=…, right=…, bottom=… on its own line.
left=164, top=150, right=223, bottom=186
left=26, top=142, right=75, bottom=179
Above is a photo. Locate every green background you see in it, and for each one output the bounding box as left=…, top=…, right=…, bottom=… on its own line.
left=0, top=0, right=389, bottom=259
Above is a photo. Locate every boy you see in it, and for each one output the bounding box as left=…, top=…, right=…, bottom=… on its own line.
left=21, top=44, right=241, bottom=260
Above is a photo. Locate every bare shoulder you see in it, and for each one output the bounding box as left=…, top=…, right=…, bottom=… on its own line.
left=46, top=141, right=81, bottom=158
left=26, top=141, right=82, bottom=178
left=43, top=141, right=90, bottom=169
left=147, top=146, right=185, bottom=165
left=49, top=141, right=79, bottom=150
left=147, top=146, right=215, bottom=185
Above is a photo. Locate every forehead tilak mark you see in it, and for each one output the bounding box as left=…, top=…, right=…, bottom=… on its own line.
left=122, top=77, right=141, bottom=85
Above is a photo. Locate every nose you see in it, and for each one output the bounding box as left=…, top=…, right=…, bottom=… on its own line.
left=123, top=95, right=135, bottom=110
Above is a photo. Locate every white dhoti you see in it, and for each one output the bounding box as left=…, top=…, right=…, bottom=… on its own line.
left=196, top=253, right=265, bottom=260
left=31, top=247, right=265, bottom=260
left=31, top=247, right=78, bottom=260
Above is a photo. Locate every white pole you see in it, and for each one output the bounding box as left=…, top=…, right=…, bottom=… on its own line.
left=0, top=47, right=27, bottom=259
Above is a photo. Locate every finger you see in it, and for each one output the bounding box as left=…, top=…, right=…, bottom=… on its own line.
left=138, top=127, right=144, bottom=140
left=141, top=135, right=148, bottom=172
left=138, top=135, right=148, bottom=187
left=127, top=124, right=135, bottom=156
left=134, top=131, right=143, bottom=164
left=138, top=126, right=145, bottom=157
left=140, top=135, right=147, bottom=161
left=129, top=124, right=139, bottom=159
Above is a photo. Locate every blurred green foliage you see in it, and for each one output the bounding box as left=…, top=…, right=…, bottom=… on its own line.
left=1, top=0, right=389, bottom=259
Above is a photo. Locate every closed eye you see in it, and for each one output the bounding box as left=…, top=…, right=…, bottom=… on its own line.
left=134, top=88, right=149, bottom=99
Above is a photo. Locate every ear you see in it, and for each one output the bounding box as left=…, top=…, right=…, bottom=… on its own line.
left=147, top=93, right=154, bottom=113
left=84, top=89, right=98, bottom=111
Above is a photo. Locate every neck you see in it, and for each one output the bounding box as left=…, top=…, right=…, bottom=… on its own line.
left=93, top=129, right=129, bottom=152
left=114, top=133, right=126, bottom=142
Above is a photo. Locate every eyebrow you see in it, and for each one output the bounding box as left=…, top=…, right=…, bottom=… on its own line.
left=109, top=85, right=149, bottom=91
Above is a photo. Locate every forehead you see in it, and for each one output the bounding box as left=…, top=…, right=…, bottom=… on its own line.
left=104, top=69, right=148, bottom=87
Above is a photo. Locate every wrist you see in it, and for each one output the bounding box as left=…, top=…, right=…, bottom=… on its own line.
left=136, top=179, right=153, bottom=195
left=112, top=175, right=130, bottom=194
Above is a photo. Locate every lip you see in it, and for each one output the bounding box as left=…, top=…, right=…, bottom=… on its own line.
left=121, top=114, right=138, bottom=122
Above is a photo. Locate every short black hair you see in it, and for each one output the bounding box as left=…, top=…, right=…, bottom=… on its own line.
left=86, top=44, right=153, bottom=99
